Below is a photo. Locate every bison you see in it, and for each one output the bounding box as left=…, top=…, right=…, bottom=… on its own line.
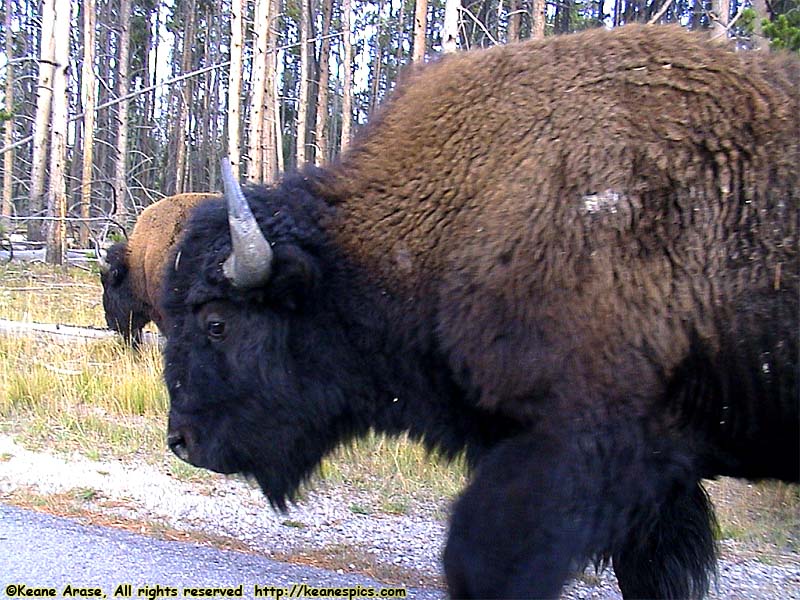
left=162, top=25, right=798, bottom=599
left=99, top=193, right=215, bottom=343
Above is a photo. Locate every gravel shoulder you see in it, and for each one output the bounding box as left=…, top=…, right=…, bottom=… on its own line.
left=1, top=434, right=798, bottom=599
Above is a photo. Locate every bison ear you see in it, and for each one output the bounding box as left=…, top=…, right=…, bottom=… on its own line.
left=266, top=244, right=320, bottom=311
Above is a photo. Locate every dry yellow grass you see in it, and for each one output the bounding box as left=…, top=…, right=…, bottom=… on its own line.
left=706, top=478, right=800, bottom=552
left=0, top=262, right=105, bottom=326
left=0, top=263, right=169, bottom=460
left=0, top=332, right=168, bottom=459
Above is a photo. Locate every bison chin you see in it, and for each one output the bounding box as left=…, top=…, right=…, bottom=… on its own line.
left=166, top=407, right=327, bottom=512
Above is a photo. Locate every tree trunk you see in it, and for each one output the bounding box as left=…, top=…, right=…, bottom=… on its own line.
left=273, top=16, right=285, bottom=176
left=29, top=0, right=57, bottom=241
left=247, top=0, right=270, bottom=181
left=113, top=0, right=131, bottom=226
left=174, top=1, right=195, bottom=195
left=369, top=0, right=386, bottom=112
left=228, top=0, right=244, bottom=176
left=199, top=6, right=213, bottom=191
left=750, top=0, right=769, bottom=49
left=413, top=0, right=428, bottom=62
left=314, top=0, right=334, bottom=166
left=305, top=0, right=320, bottom=168
left=95, top=0, right=112, bottom=209
left=79, top=0, right=96, bottom=245
left=507, top=0, right=520, bottom=42
left=531, top=0, right=545, bottom=39
left=207, top=5, right=221, bottom=189
left=442, top=0, right=459, bottom=53
left=296, top=0, right=311, bottom=167
left=281, top=47, right=294, bottom=169
left=149, top=4, right=161, bottom=125
left=45, top=0, right=70, bottom=265
left=690, top=0, right=703, bottom=29
left=340, top=0, right=353, bottom=152
left=264, top=0, right=280, bottom=181
left=711, top=0, right=731, bottom=39
left=2, top=0, right=14, bottom=229
left=395, top=0, right=406, bottom=70
left=554, top=0, right=570, bottom=33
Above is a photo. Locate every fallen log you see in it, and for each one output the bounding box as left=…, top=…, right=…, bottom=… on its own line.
left=0, top=318, right=161, bottom=346
left=0, top=248, right=100, bottom=264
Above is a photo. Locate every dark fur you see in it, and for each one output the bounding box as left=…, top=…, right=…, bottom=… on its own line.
left=163, top=25, right=798, bottom=599
left=101, top=193, right=215, bottom=342
left=101, top=241, right=151, bottom=342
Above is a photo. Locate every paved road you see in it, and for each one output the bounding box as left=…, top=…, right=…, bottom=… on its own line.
left=0, top=504, right=442, bottom=599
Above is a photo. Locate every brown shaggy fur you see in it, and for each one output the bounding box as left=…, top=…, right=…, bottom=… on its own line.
left=126, top=193, right=217, bottom=310
left=322, top=24, right=798, bottom=420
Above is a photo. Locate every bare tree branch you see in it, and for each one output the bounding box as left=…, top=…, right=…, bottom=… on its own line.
left=459, top=5, right=500, bottom=47
left=648, top=0, right=676, bottom=24
left=0, top=32, right=346, bottom=158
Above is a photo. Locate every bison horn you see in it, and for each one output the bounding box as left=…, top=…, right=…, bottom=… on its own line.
left=220, top=158, right=273, bottom=288
left=94, top=238, right=110, bottom=274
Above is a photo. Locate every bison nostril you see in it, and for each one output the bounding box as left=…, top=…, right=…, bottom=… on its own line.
left=167, top=432, right=190, bottom=461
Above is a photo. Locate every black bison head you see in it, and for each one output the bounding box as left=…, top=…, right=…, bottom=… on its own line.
left=163, top=165, right=512, bottom=510
left=164, top=170, right=366, bottom=509
left=99, top=242, right=151, bottom=344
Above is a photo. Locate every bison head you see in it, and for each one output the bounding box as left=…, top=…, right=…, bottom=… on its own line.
left=99, top=242, right=151, bottom=344
left=162, top=163, right=368, bottom=509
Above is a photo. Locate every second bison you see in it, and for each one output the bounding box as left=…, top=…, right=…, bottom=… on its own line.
left=100, top=193, right=215, bottom=342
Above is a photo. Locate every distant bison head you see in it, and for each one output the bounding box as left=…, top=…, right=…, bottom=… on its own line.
left=100, top=241, right=150, bottom=342
left=99, top=193, right=216, bottom=343
left=163, top=25, right=798, bottom=600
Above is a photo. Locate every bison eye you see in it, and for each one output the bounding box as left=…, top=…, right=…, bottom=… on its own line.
left=197, top=302, right=234, bottom=343
left=205, top=314, right=226, bottom=342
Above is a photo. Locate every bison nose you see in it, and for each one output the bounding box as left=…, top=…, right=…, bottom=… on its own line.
left=167, top=431, right=190, bottom=461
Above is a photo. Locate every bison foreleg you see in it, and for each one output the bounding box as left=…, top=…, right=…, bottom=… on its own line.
left=444, top=431, right=598, bottom=599
left=443, top=423, right=714, bottom=599
left=612, top=481, right=718, bottom=599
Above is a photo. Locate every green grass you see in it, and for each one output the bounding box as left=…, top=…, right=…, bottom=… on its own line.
left=348, top=503, right=372, bottom=515
left=282, top=519, right=307, bottom=529
left=165, top=456, right=214, bottom=483
left=72, top=486, right=101, bottom=501
left=321, top=432, right=467, bottom=504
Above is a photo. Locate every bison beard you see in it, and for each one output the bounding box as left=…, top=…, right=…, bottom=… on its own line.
left=162, top=25, right=799, bottom=600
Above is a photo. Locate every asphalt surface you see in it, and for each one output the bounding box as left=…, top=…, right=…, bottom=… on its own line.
left=0, top=503, right=443, bottom=600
